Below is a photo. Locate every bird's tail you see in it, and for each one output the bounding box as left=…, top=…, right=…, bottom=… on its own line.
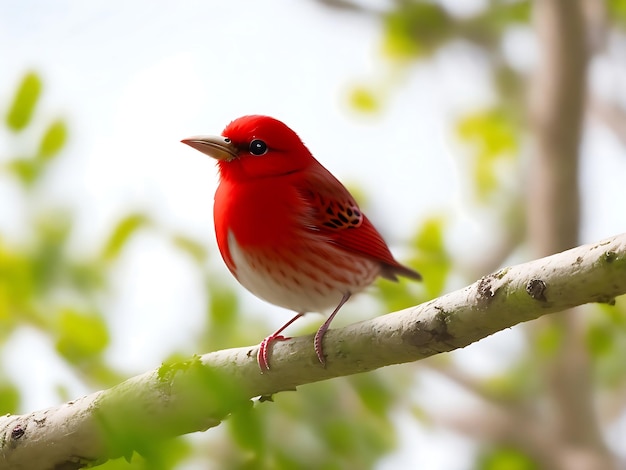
left=380, top=262, right=422, bottom=282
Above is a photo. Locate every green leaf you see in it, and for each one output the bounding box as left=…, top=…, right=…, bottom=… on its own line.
left=349, top=373, right=394, bottom=415
left=263, top=380, right=397, bottom=469
left=102, top=214, right=150, bottom=261
left=0, top=238, right=35, bottom=326
left=6, top=158, right=41, bottom=186
left=456, top=107, right=519, bottom=201
left=410, top=216, right=451, bottom=298
left=585, top=300, right=626, bottom=387
left=95, top=433, right=190, bottom=469
left=6, top=72, right=42, bottom=131
left=457, top=108, right=517, bottom=156
left=203, top=280, right=240, bottom=350
left=55, top=309, right=109, bottom=362
left=68, top=262, right=105, bottom=292
left=208, top=282, right=238, bottom=327
left=32, top=213, right=72, bottom=291
left=0, top=382, right=20, bottom=414
left=608, top=0, right=626, bottom=27
left=596, top=297, right=626, bottom=328
left=481, top=361, right=537, bottom=401
left=349, top=86, right=380, bottom=113
left=382, top=3, right=450, bottom=59
left=478, top=446, right=538, bottom=470
left=533, top=322, right=563, bottom=359
left=38, top=119, right=68, bottom=160
left=465, top=1, right=531, bottom=41
left=586, top=322, right=614, bottom=357
left=586, top=301, right=626, bottom=360
left=376, top=216, right=449, bottom=309
left=228, top=400, right=265, bottom=457
left=171, top=234, right=207, bottom=264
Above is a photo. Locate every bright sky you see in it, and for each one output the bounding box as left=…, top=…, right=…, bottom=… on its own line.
left=2, top=1, right=626, bottom=468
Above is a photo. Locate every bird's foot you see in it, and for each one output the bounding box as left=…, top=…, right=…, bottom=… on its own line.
left=257, top=334, right=290, bottom=373
left=313, top=292, right=351, bottom=367
left=313, top=327, right=327, bottom=366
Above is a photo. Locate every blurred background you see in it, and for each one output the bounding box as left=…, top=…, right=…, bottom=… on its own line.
left=2, top=0, right=626, bottom=469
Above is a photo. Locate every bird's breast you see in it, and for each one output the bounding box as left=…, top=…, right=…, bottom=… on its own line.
left=212, top=175, right=380, bottom=312
left=214, top=175, right=308, bottom=248
left=213, top=175, right=313, bottom=276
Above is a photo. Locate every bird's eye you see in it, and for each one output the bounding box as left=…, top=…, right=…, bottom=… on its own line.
left=249, top=139, right=268, bottom=156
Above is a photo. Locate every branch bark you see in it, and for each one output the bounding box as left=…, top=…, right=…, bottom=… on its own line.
left=1, top=233, right=625, bottom=470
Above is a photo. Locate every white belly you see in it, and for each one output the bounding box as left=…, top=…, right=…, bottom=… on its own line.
left=227, top=230, right=379, bottom=313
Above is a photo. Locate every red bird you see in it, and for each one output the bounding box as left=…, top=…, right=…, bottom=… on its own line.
left=182, top=115, right=420, bottom=371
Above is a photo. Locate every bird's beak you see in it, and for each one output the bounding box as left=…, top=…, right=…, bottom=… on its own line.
left=181, top=135, right=238, bottom=162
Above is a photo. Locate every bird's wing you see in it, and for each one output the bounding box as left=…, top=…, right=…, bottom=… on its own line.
left=297, top=164, right=420, bottom=281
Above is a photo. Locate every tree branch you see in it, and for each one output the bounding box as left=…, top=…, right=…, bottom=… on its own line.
left=1, top=233, right=626, bottom=470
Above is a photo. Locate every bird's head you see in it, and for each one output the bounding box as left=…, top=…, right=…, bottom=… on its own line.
left=182, top=115, right=314, bottom=180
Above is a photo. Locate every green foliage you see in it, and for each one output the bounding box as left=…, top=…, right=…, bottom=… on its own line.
left=170, top=234, right=207, bottom=264
left=349, top=86, right=380, bottom=113
left=586, top=298, right=626, bottom=387
left=0, top=237, right=36, bottom=328
left=1, top=72, right=167, bottom=396
left=480, top=360, right=537, bottom=402
left=228, top=400, right=266, bottom=461
left=228, top=378, right=397, bottom=470
left=102, top=214, right=151, bottom=262
left=38, top=119, right=68, bottom=160
left=461, top=1, right=530, bottom=46
left=204, top=280, right=241, bottom=350
left=352, top=0, right=528, bottom=208
left=0, top=76, right=99, bottom=389
left=31, top=213, right=73, bottom=292
left=3, top=74, right=69, bottom=187
left=348, top=372, right=396, bottom=415
left=377, top=216, right=449, bottom=311
left=478, top=446, right=538, bottom=470
left=383, top=2, right=451, bottom=59
left=456, top=107, right=519, bottom=202
left=456, top=108, right=517, bottom=159
left=608, top=0, right=626, bottom=27
left=5, top=72, right=42, bottom=131
left=410, top=216, right=450, bottom=298
left=6, top=159, right=39, bottom=186
left=55, top=308, right=109, bottom=363
left=532, top=321, right=564, bottom=359
left=0, top=382, right=20, bottom=414
left=380, top=0, right=530, bottom=62
left=96, top=437, right=191, bottom=470
left=491, top=1, right=530, bottom=25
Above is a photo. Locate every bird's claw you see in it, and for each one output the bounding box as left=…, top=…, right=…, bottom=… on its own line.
left=257, top=334, right=289, bottom=373
left=313, top=329, right=327, bottom=366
